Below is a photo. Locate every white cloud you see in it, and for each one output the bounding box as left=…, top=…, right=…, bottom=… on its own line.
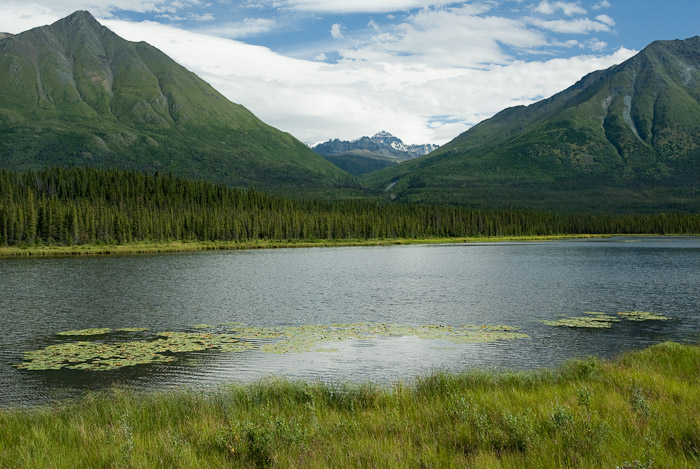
left=190, top=13, right=215, bottom=22
left=587, top=38, right=607, bottom=51
left=533, top=1, right=556, bottom=15
left=241, top=1, right=270, bottom=9
left=101, top=18, right=634, bottom=145
left=280, top=0, right=457, bottom=13
left=339, top=5, right=548, bottom=68
left=553, top=39, right=581, bottom=48
left=0, top=0, right=203, bottom=31
left=595, top=14, right=615, bottom=26
left=533, top=1, right=587, bottom=16
left=593, top=0, right=611, bottom=10
left=0, top=2, right=633, bottom=146
left=158, top=14, right=187, bottom=21
left=330, top=23, right=344, bottom=39
left=530, top=16, right=613, bottom=34
left=199, top=18, right=276, bottom=39
left=0, top=3, right=59, bottom=32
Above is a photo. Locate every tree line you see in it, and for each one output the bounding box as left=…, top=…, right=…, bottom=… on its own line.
left=0, top=167, right=698, bottom=246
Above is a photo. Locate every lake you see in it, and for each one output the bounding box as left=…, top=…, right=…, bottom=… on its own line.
left=1, top=236, right=699, bottom=407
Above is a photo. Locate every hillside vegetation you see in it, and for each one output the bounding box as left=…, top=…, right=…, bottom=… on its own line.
left=1, top=342, right=699, bottom=467
left=1, top=167, right=699, bottom=248
left=363, top=37, right=700, bottom=212
left=0, top=11, right=357, bottom=195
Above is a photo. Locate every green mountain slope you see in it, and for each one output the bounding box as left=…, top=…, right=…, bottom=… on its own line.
left=320, top=152, right=398, bottom=177
left=363, top=36, right=700, bottom=212
left=0, top=11, right=357, bottom=195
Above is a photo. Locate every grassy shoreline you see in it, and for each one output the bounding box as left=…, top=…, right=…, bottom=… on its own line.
left=1, top=341, right=699, bottom=467
left=0, top=234, right=620, bottom=257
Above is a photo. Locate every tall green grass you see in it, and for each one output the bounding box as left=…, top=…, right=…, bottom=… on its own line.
left=1, top=341, right=699, bottom=467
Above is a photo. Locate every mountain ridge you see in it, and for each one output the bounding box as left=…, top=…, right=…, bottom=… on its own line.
left=0, top=11, right=358, bottom=195
left=362, top=36, right=700, bottom=212
left=312, top=131, right=439, bottom=176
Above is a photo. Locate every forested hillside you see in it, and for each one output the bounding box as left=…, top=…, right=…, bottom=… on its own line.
left=0, top=11, right=356, bottom=195
left=1, top=168, right=698, bottom=247
left=363, top=36, right=700, bottom=212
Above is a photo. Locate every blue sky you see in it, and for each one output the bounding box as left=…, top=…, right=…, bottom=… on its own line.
left=1, top=1, right=698, bottom=144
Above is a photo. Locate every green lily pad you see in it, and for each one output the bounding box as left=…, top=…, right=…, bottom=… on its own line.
left=237, top=322, right=528, bottom=353
left=543, top=310, right=671, bottom=328
left=18, top=322, right=530, bottom=372
left=57, top=328, right=112, bottom=336
left=617, top=311, right=669, bottom=321
left=542, top=311, right=619, bottom=328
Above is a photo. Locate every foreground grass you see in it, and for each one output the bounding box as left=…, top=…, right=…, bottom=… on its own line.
left=0, top=235, right=611, bottom=257
left=2, top=342, right=699, bottom=468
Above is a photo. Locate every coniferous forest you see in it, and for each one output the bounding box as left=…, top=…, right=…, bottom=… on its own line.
left=0, top=167, right=699, bottom=247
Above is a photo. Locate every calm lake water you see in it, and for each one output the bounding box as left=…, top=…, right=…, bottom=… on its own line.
left=1, top=237, right=699, bottom=407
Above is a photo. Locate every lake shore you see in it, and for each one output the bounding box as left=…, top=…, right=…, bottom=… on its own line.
left=0, top=234, right=618, bottom=257
left=1, top=341, right=698, bottom=467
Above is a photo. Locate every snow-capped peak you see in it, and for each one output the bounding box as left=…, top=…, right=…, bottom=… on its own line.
left=372, top=131, right=395, bottom=139
left=312, top=131, right=439, bottom=160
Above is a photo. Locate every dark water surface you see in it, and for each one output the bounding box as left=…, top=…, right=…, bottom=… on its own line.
left=1, top=237, right=699, bottom=406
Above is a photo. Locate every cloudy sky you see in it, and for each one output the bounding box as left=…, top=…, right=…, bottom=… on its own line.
left=0, top=1, right=698, bottom=145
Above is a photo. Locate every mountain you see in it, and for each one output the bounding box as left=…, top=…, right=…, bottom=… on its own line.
left=0, top=11, right=358, bottom=195
left=368, top=131, right=440, bottom=157
left=312, top=131, right=439, bottom=176
left=363, top=37, right=700, bottom=212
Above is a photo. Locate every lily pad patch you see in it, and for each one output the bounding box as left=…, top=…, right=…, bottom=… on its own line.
left=56, top=328, right=112, bottom=336
left=17, top=332, right=253, bottom=372
left=616, top=311, right=669, bottom=321
left=543, top=311, right=670, bottom=329
left=234, top=323, right=529, bottom=354
left=17, top=322, right=529, bottom=372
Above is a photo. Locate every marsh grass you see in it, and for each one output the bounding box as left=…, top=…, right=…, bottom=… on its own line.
left=2, top=341, right=700, bottom=467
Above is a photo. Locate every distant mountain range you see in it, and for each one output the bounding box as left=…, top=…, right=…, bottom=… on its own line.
left=0, top=11, right=357, bottom=195
left=312, top=131, right=439, bottom=176
left=363, top=36, right=700, bottom=212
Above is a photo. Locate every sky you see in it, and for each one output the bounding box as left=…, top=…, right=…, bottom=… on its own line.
left=0, top=1, right=698, bottom=145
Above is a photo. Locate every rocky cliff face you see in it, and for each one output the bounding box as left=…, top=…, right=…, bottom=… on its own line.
left=312, top=131, right=439, bottom=176
left=313, top=131, right=439, bottom=161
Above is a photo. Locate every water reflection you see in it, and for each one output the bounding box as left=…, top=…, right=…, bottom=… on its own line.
left=1, top=237, right=699, bottom=406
